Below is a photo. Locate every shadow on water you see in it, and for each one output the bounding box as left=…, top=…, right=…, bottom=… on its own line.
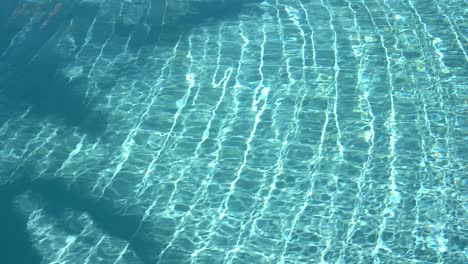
left=126, top=0, right=265, bottom=48
left=0, top=0, right=263, bottom=134
left=0, top=1, right=266, bottom=263
left=0, top=174, right=43, bottom=264
left=0, top=0, right=21, bottom=53
left=0, top=49, right=108, bottom=136
left=0, top=1, right=108, bottom=136
left=30, top=177, right=161, bottom=264
left=0, top=171, right=160, bottom=264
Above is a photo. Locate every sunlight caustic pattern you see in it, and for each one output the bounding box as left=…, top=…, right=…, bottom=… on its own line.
left=0, top=0, right=466, bottom=263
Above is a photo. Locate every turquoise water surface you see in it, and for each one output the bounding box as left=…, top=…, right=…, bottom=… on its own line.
left=0, top=0, right=466, bottom=263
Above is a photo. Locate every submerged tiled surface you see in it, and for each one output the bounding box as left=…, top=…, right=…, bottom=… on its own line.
left=0, top=0, right=466, bottom=263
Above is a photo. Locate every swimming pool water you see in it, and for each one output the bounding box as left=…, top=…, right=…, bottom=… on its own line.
left=0, top=0, right=466, bottom=263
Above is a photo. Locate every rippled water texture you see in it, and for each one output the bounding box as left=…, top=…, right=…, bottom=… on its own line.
left=0, top=0, right=466, bottom=263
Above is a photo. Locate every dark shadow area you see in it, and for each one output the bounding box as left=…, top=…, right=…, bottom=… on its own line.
left=0, top=1, right=266, bottom=263
left=0, top=0, right=21, bottom=54
left=0, top=49, right=108, bottom=136
left=1, top=0, right=263, bottom=136
left=0, top=171, right=161, bottom=264
left=0, top=174, right=43, bottom=264
left=30, top=177, right=161, bottom=264
left=0, top=1, right=108, bottom=136
left=128, top=0, right=265, bottom=48
left=0, top=0, right=74, bottom=58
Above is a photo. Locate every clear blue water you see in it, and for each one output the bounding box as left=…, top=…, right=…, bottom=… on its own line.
left=0, top=0, right=466, bottom=263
